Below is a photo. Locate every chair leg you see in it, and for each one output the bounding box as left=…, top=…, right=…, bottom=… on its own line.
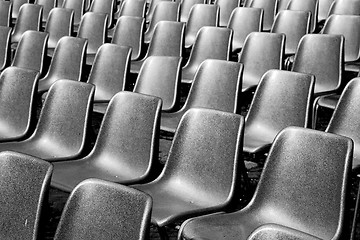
left=312, top=97, right=320, bottom=129
left=157, top=226, right=169, bottom=240
left=351, top=174, right=360, bottom=240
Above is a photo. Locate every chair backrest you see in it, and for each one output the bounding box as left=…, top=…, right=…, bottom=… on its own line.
left=134, top=56, right=182, bottom=111
left=318, top=0, right=335, bottom=21
left=249, top=127, right=352, bottom=240
left=119, top=0, right=146, bottom=18
left=215, top=0, right=240, bottom=27
left=62, top=0, right=85, bottom=27
left=327, top=0, right=360, bottom=17
left=35, top=0, right=57, bottom=24
left=286, top=0, right=318, bottom=33
left=45, top=7, right=74, bottom=50
left=239, top=32, right=285, bottom=91
left=0, top=26, right=11, bottom=71
left=182, top=26, right=232, bottom=83
left=144, top=1, right=180, bottom=44
left=321, top=14, right=360, bottom=63
left=271, top=10, right=311, bottom=55
left=11, top=3, right=42, bottom=44
left=12, top=30, right=48, bottom=74
left=277, top=0, right=290, bottom=12
left=0, top=151, right=53, bottom=240
left=77, top=12, right=107, bottom=54
left=182, top=59, right=242, bottom=113
left=250, top=0, right=278, bottom=31
left=89, top=0, right=114, bottom=28
left=184, top=4, right=219, bottom=48
left=54, top=179, right=152, bottom=240
left=180, top=0, right=206, bottom=23
left=158, top=108, right=245, bottom=206
left=112, top=16, right=145, bottom=61
left=326, top=78, right=360, bottom=169
left=291, top=34, right=343, bottom=96
left=33, top=80, right=94, bottom=159
left=146, top=0, right=172, bottom=23
left=0, top=67, right=39, bottom=142
left=0, top=1, right=12, bottom=27
left=38, top=36, right=87, bottom=93
left=10, top=0, right=29, bottom=21
left=87, top=44, right=131, bottom=101
left=227, top=7, right=263, bottom=52
left=245, top=70, right=314, bottom=142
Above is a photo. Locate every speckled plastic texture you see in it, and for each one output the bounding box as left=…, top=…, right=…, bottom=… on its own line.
left=239, top=32, right=285, bottom=92
left=179, top=0, right=206, bottom=23
left=248, top=0, right=276, bottom=31
left=89, top=0, right=114, bottom=28
left=38, top=36, right=87, bottom=93
left=286, top=0, right=318, bottom=33
left=134, top=56, right=182, bottom=112
left=133, top=108, right=245, bottom=230
left=179, top=127, right=352, bottom=240
left=0, top=151, right=53, bottom=240
left=0, top=1, right=11, bottom=27
left=0, top=26, right=11, bottom=71
left=182, top=26, right=232, bottom=84
left=145, top=0, right=174, bottom=26
left=54, top=179, right=152, bottom=240
left=215, top=0, right=240, bottom=27
left=161, top=59, right=242, bottom=133
left=327, top=0, right=360, bottom=17
left=34, top=0, right=57, bottom=24
left=0, top=67, right=39, bottom=142
left=51, top=91, right=162, bottom=192
left=243, top=69, right=314, bottom=154
left=62, top=0, right=85, bottom=28
left=0, top=79, right=94, bottom=161
left=118, top=0, right=146, bottom=18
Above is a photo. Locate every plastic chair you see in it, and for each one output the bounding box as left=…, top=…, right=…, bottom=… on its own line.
left=11, top=3, right=42, bottom=45
left=34, top=0, right=57, bottom=26
left=0, top=151, right=53, bottom=240
left=182, top=26, right=232, bottom=84
left=286, top=0, right=318, bottom=33
left=62, top=0, right=85, bottom=31
left=53, top=179, right=152, bottom=240
left=162, top=59, right=242, bottom=133
left=184, top=4, right=219, bottom=49
left=0, top=80, right=94, bottom=161
left=51, top=91, right=161, bottom=191
left=180, top=0, right=206, bottom=23
left=249, top=0, right=277, bottom=31
left=178, top=126, right=352, bottom=240
left=10, top=0, right=28, bottom=24
left=118, top=0, right=146, bottom=18
left=277, top=0, right=290, bottom=12
left=243, top=70, right=314, bottom=154
left=11, top=30, right=48, bottom=75
left=215, top=0, right=240, bottom=27
left=318, top=0, right=335, bottom=22
left=327, top=0, right=360, bottom=17
left=144, top=1, right=180, bottom=44
left=0, top=1, right=12, bottom=27
left=0, top=67, right=39, bottom=142
left=0, top=26, right=11, bottom=71
left=239, top=32, right=285, bottom=92
left=227, top=7, right=263, bottom=53
left=133, top=108, right=245, bottom=240
left=38, top=37, right=87, bottom=93
left=134, top=56, right=182, bottom=112
left=44, top=7, right=74, bottom=57
left=243, top=0, right=252, bottom=7
left=88, top=0, right=115, bottom=28
left=131, top=21, right=185, bottom=74
left=146, top=0, right=172, bottom=24
left=271, top=10, right=311, bottom=56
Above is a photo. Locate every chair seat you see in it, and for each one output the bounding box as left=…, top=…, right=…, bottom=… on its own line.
left=160, top=111, right=183, bottom=133
left=93, top=102, right=109, bottom=114
left=345, top=62, right=360, bottom=72
left=243, top=130, right=274, bottom=153
left=130, top=60, right=144, bottom=74
left=317, top=94, right=339, bottom=110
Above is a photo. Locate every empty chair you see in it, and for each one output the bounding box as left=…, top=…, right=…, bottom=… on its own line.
left=112, top=16, right=145, bottom=61
left=144, top=1, right=180, bottom=44
left=134, top=56, right=182, bottom=112
left=38, top=37, right=87, bottom=93
left=318, top=0, right=335, bottom=22
left=0, top=1, right=12, bottom=27
left=249, top=0, right=277, bottom=31
left=118, top=0, right=146, bottom=18
left=227, top=7, right=263, bottom=53
left=178, top=127, right=352, bottom=240
left=0, top=151, right=53, bottom=240
left=162, top=59, right=242, bottom=133
left=0, top=26, right=11, bottom=71
left=10, top=0, right=29, bottom=24
left=286, top=0, right=318, bottom=33
left=180, top=0, right=206, bottom=23
left=11, top=3, right=42, bottom=45
left=184, top=4, right=219, bottom=49
left=327, top=0, right=360, bottom=17
left=62, top=0, right=86, bottom=30
left=0, top=80, right=94, bottom=161
left=277, top=0, right=290, bottom=12
left=239, top=32, right=285, bottom=92
left=271, top=10, right=310, bottom=56
left=133, top=108, right=245, bottom=239
left=88, top=0, right=115, bottom=28
left=243, top=70, right=314, bottom=154
left=34, top=0, right=57, bottom=26
left=0, top=67, right=39, bottom=142
left=53, top=179, right=152, bottom=240
left=131, top=21, right=185, bottom=74
left=182, top=26, right=232, bottom=84
left=146, top=0, right=172, bottom=23
left=11, top=31, right=48, bottom=75
left=243, top=0, right=252, bottom=7
left=44, top=7, right=74, bottom=57
left=51, top=91, right=161, bottom=191
left=215, top=0, right=240, bottom=27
